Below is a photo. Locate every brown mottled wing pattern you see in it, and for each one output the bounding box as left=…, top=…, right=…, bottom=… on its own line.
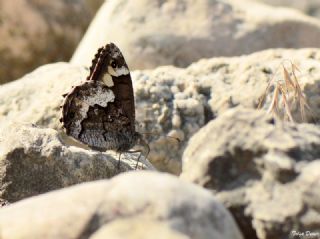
left=87, top=43, right=136, bottom=129
left=61, top=43, right=138, bottom=152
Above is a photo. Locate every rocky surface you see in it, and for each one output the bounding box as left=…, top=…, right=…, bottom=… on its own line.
left=0, top=171, right=243, bottom=239
left=0, top=0, right=94, bottom=84
left=1, top=49, right=320, bottom=174
left=256, top=0, right=320, bottom=18
left=0, top=123, right=152, bottom=204
left=181, top=107, right=320, bottom=239
left=71, top=0, right=320, bottom=70
left=0, top=63, right=85, bottom=130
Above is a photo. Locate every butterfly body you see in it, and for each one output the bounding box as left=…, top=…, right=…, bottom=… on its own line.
left=61, top=43, right=148, bottom=160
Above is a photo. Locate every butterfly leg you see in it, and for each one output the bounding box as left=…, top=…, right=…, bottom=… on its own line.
left=135, top=151, right=142, bottom=170
left=125, top=149, right=143, bottom=169
left=127, top=137, right=150, bottom=169
left=117, top=152, right=122, bottom=169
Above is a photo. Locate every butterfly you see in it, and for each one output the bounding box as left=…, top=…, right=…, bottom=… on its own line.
left=60, top=43, right=149, bottom=168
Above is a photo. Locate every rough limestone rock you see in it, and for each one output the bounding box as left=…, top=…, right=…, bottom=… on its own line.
left=256, top=0, right=320, bottom=17
left=181, top=107, right=320, bottom=239
left=1, top=49, right=320, bottom=174
left=0, top=63, right=85, bottom=130
left=0, top=171, right=243, bottom=239
left=0, top=0, right=93, bottom=84
left=0, top=123, right=152, bottom=204
left=247, top=161, right=320, bottom=239
left=71, top=0, right=320, bottom=70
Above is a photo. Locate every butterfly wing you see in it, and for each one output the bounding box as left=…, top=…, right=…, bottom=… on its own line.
left=61, top=43, right=138, bottom=152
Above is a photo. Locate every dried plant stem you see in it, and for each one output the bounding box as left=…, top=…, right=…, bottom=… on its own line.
left=258, top=60, right=314, bottom=122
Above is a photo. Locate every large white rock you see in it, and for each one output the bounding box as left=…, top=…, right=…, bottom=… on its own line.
left=0, top=123, right=152, bottom=204
left=71, top=0, right=320, bottom=70
left=0, top=171, right=243, bottom=239
left=181, top=107, right=320, bottom=239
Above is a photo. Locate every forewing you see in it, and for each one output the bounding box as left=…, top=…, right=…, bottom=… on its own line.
left=61, top=43, right=138, bottom=152
left=87, top=43, right=136, bottom=130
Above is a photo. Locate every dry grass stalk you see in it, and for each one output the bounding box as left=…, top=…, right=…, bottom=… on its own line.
left=258, top=61, right=313, bottom=122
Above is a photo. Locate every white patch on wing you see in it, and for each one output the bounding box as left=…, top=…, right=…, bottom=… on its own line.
left=102, top=73, right=114, bottom=87
left=108, top=66, right=129, bottom=77
left=116, top=66, right=130, bottom=76
left=108, top=66, right=117, bottom=76
left=69, top=83, right=115, bottom=137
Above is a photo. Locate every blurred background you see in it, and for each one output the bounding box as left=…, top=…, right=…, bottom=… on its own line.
left=0, top=0, right=104, bottom=84
left=1, top=0, right=320, bottom=84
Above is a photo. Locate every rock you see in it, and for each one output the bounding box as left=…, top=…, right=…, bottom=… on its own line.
left=71, top=0, right=320, bottom=70
left=0, top=0, right=94, bottom=84
left=0, top=171, right=243, bottom=239
left=0, top=123, right=153, bottom=204
left=0, top=63, right=84, bottom=131
left=2, top=48, right=320, bottom=174
left=247, top=161, right=320, bottom=239
left=181, top=107, right=320, bottom=239
left=256, top=0, right=320, bottom=18
left=89, top=220, right=191, bottom=239
left=133, top=48, right=320, bottom=173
